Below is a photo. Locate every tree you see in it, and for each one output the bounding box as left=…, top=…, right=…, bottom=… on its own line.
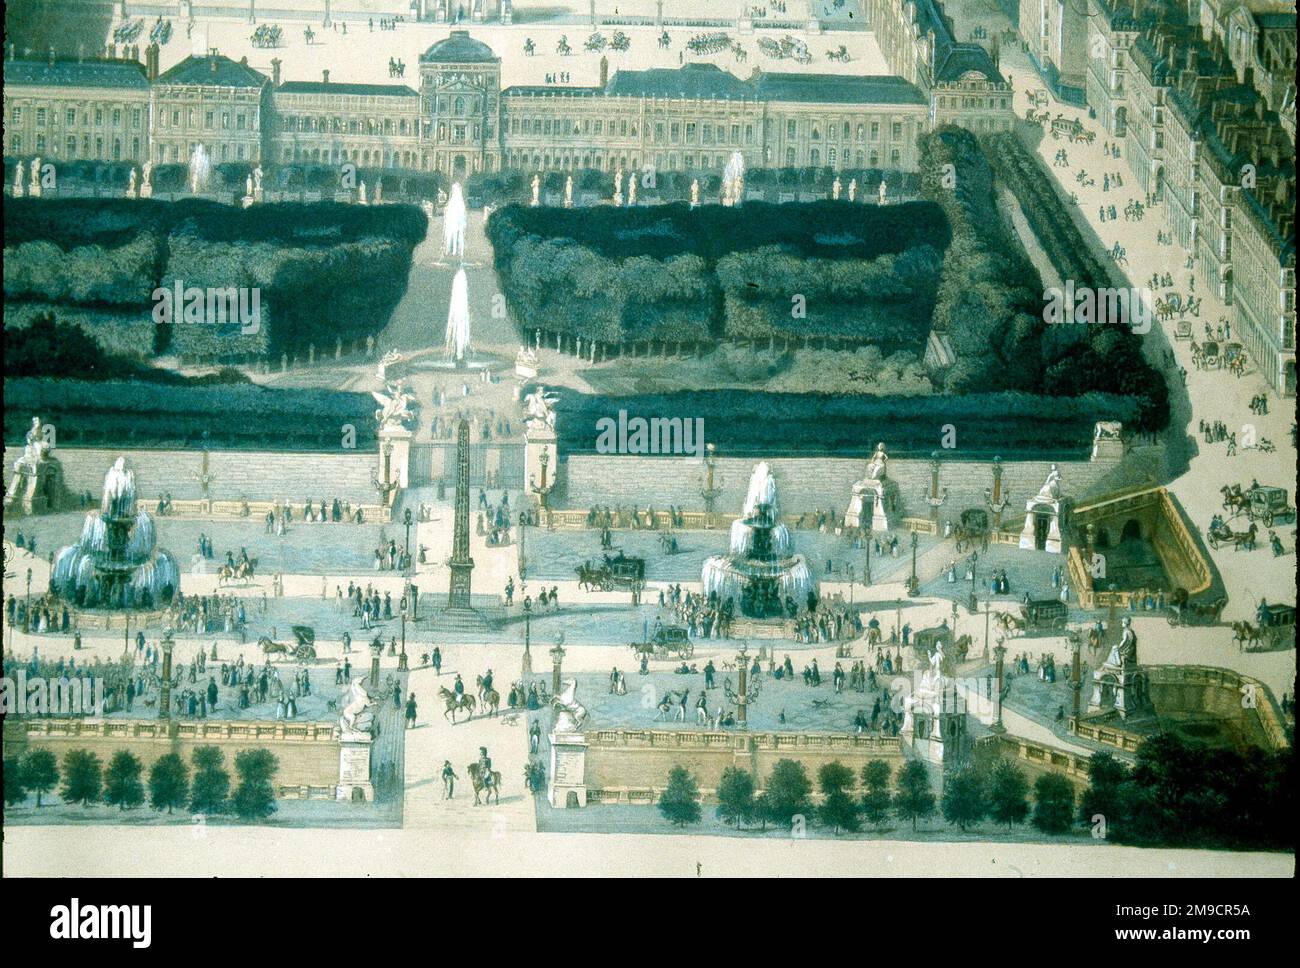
left=942, top=765, right=987, bottom=831
left=148, top=752, right=190, bottom=814
left=4, top=756, right=26, bottom=806
left=987, top=760, right=1030, bottom=829
left=763, top=759, right=813, bottom=831
left=860, top=760, right=893, bottom=828
left=818, top=761, right=860, bottom=834
left=21, top=748, right=59, bottom=807
left=60, top=749, right=103, bottom=807
left=1079, top=750, right=1129, bottom=829
left=189, top=746, right=231, bottom=815
left=715, top=766, right=756, bottom=828
left=1032, top=774, right=1076, bottom=835
left=658, top=765, right=702, bottom=827
left=103, top=750, right=145, bottom=810
left=232, top=748, right=279, bottom=821
left=893, top=760, right=935, bottom=832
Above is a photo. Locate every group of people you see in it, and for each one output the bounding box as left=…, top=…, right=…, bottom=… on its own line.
left=264, top=498, right=366, bottom=533
left=585, top=505, right=687, bottom=531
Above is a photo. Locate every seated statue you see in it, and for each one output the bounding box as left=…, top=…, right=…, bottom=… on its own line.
left=863, top=441, right=889, bottom=480
left=1035, top=464, right=1062, bottom=502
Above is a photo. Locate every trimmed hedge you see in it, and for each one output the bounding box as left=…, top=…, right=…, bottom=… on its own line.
left=3, top=197, right=426, bottom=359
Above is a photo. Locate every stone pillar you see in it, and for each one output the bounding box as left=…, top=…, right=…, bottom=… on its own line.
left=550, top=644, right=565, bottom=695
left=991, top=643, right=1006, bottom=733
left=377, top=425, right=412, bottom=496
left=547, top=730, right=588, bottom=808
left=158, top=633, right=174, bottom=719
left=525, top=420, right=558, bottom=510
left=336, top=732, right=375, bottom=801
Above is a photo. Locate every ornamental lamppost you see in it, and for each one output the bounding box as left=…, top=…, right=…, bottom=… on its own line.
left=907, top=530, right=919, bottom=597
left=398, top=592, right=409, bottom=671
left=724, top=642, right=762, bottom=729
left=550, top=640, right=565, bottom=695
left=371, top=438, right=399, bottom=506
left=991, top=639, right=1007, bottom=734
left=403, top=506, right=413, bottom=562
left=700, top=442, right=723, bottom=529
left=522, top=595, right=533, bottom=679
left=863, top=524, right=873, bottom=586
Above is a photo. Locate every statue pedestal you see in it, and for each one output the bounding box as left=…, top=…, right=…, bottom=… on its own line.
left=4, top=458, right=62, bottom=516
left=1088, top=663, right=1151, bottom=720
left=335, top=731, right=375, bottom=802
left=844, top=477, right=898, bottom=532
left=547, top=731, right=588, bottom=808
left=525, top=422, right=558, bottom=506
left=1091, top=421, right=1124, bottom=461
left=377, top=425, right=413, bottom=494
left=1019, top=496, right=1064, bottom=553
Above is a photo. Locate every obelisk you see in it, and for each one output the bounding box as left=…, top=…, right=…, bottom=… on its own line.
left=446, top=417, right=475, bottom=611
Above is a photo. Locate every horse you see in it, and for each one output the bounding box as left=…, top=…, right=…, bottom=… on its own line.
left=1232, top=523, right=1258, bottom=551
left=575, top=563, right=605, bottom=591
left=467, top=762, right=501, bottom=806
left=994, top=612, right=1024, bottom=636
left=1231, top=621, right=1261, bottom=650
left=258, top=636, right=289, bottom=657
left=476, top=676, right=501, bottom=717
left=439, top=686, right=476, bottom=723
left=1220, top=484, right=1248, bottom=515
left=217, top=559, right=257, bottom=586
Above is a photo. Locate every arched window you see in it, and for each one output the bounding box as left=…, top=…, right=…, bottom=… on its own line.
left=454, top=97, right=465, bottom=115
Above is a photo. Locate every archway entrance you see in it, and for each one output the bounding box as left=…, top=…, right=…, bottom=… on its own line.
left=1034, top=512, right=1051, bottom=550
left=452, top=154, right=467, bottom=180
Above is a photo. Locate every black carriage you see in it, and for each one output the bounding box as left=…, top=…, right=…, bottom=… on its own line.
left=1246, top=486, right=1295, bottom=527
left=631, top=626, right=694, bottom=661
left=1021, top=599, right=1068, bottom=631
left=1254, top=604, right=1295, bottom=652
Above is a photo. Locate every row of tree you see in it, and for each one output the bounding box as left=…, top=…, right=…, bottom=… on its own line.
left=4, top=745, right=280, bottom=821
left=658, top=756, right=1075, bottom=835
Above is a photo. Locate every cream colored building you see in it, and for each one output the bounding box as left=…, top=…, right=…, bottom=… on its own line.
left=151, top=52, right=269, bottom=166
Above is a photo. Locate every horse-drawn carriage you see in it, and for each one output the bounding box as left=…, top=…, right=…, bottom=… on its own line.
left=912, top=623, right=971, bottom=666
left=259, top=625, right=317, bottom=661
left=631, top=625, right=694, bottom=661
left=1207, top=519, right=1257, bottom=550
left=576, top=554, right=645, bottom=592
left=1254, top=603, right=1296, bottom=651
left=953, top=508, right=990, bottom=551
left=1200, top=340, right=1222, bottom=369
left=1022, top=599, right=1068, bottom=631
left=1165, top=587, right=1227, bottom=626
left=1246, top=486, right=1296, bottom=527
left=1050, top=117, right=1089, bottom=142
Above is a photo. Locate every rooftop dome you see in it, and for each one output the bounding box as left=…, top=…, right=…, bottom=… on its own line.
left=420, top=31, right=497, bottom=64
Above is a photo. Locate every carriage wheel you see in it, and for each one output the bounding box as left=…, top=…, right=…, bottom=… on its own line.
left=1263, top=511, right=1274, bottom=528
left=683, top=643, right=694, bottom=659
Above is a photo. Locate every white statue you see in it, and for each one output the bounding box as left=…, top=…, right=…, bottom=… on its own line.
left=253, top=164, right=263, bottom=196
left=690, top=178, right=700, bottom=208
left=339, top=678, right=376, bottom=734
left=1106, top=616, right=1138, bottom=669
left=523, top=385, right=559, bottom=429
left=140, top=161, right=154, bottom=199
left=613, top=167, right=624, bottom=205
left=16, top=417, right=51, bottom=468
left=878, top=178, right=887, bottom=205
left=832, top=176, right=841, bottom=200
left=126, top=168, right=138, bottom=198
left=374, top=177, right=383, bottom=204
left=245, top=174, right=254, bottom=198
left=864, top=441, right=889, bottom=480
left=531, top=173, right=540, bottom=206
left=627, top=175, right=637, bottom=206
left=29, top=157, right=42, bottom=197
left=371, top=379, right=415, bottom=430
left=551, top=679, right=587, bottom=733
left=376, top=348, right=403, bottom=381
left=848, top=178, right=856, bottom=202
left=13, top=164, right=24, bottom=198
left=358, top=180, right=368, bottom=205
left=564, top=175, right=573, bottom=207
left=1036, top=464, right=1062, bottom=501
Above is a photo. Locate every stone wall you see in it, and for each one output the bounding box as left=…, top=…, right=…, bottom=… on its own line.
left=560, top=447, right=1158, bottom=522
left=4, top=718, right=342, bottom=799
left=5, top=446, right=379, bottom=505
left=583, top=728, right=906, bottom=802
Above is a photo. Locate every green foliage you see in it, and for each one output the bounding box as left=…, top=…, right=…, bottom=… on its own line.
left=20, top=748, right=59, bottom=807
left=942, top=765, right=987, bottom=830
left=60, top=749, right=103, bottom=807
left=860, top=760, right=893, bottom=828
left=189, top=746, right=231, bottom=815
left=1079, top=750, right=1128, bottom=828
left=103, top=750, right=146, bottom=810
left=762, top=759, right=813, bottom=830
left=818, top=761, right=860, bottom=833
left=986, top=760, right=1030, bottom=829
left=658, top=765, right=703, bottom=827
left=148, top=753, right=191, bottom=814
left=715, top=766, right=756, bottom=828
left=893, top=760, right=935, bottom=832
left=1031, top=774, right=1076, bottom=835
left=232, top=748, right=279, bottom=822
left=4, top=756, right=26, bottom=806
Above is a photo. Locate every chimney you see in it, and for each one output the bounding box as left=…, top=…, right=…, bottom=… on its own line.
left=322, top=69, right=330, bottom=84
left=210, top=56, right=218, bottom=74
left=271, top=57, right=282, bottom=86
left=599, top=54, right=608, bottom=88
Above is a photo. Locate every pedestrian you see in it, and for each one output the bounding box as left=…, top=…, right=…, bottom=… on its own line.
left=405, top=692, right=417, bottom=728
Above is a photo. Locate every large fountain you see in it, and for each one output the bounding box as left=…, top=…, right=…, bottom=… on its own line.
left=445, top=267, right=472, bottom=365
left=51, top=458, right=179, bottom=609
left=721, top=151, right=746, bottom=206
left=701, top=463, right=814, bottom=619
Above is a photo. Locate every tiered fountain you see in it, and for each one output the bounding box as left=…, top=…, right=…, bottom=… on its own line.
left=702, top=463, right=814, bottom=620
left=51, top=458, right=179, bottom=611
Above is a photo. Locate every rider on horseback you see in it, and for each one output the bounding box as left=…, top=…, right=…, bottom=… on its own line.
left=477, top=746, right=493, bottom=782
